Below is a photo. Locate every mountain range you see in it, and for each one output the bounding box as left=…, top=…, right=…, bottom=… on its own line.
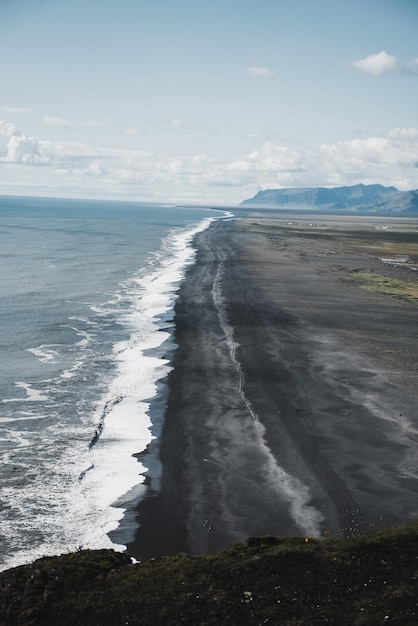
left=240, top=184, right=418, bottom=215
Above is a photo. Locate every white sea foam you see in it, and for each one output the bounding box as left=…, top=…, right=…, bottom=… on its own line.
left=68, top=315, right=98, bottom=325
left=0, top=414, right=49, bottom=423
left=60, top=355, right=86, bottom=380
left=0, top=211, right=222, bottom=572
left=1, top=429, right=31, bottom=448
left=27, top=345, right=61, bottom=363
left=2, top=382, right=49, bottom=403
left=66, top=325, right=95, bottom=347
left=76, top=218, right=216, bottom=551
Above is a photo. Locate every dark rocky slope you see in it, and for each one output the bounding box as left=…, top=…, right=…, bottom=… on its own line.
left=1, top=522, right=418, bottom=625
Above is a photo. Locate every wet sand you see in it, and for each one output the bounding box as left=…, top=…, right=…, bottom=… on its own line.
left=127, top=217, right=418, bottom=560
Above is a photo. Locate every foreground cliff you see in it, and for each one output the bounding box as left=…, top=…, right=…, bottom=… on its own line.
left=1, top=522, right=418, bottom=625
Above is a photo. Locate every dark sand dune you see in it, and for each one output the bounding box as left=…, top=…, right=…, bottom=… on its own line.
left=128, top=217, right=418, bottom=560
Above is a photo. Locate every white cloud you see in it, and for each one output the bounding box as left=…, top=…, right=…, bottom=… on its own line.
left=43, top=116, right=73, bottom=128
left=1, top=107, right=32, bottom=113
left=122, top=128, right=139, bottom=136
left=350, top=51, right=418, bottom=76
left=0, top=122, right=20, bottom=153
left=1, top=120, right=418, bottom=204
left=248, top=66, right=275, bottom=77
left=6, top=134, right=47, bottom=164
left=0, top=121, right=47, bottom=164
left=405, top=58, right=418, bottom=75
left=351, top=51, right=399, bottom=75
left=81, top=119, right=111, bottom=127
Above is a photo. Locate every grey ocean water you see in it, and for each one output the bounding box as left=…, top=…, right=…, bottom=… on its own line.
left=0, top=195, right=225, bottom=571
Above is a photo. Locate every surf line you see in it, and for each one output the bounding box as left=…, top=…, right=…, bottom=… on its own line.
left=212, top=263, right=257, bottom=422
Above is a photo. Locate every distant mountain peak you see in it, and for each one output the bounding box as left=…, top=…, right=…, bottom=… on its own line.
left=239, top=184, right=418, bottom=215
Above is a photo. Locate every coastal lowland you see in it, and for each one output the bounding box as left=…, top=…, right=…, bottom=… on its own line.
left=2, top=213, right=418, bottom=624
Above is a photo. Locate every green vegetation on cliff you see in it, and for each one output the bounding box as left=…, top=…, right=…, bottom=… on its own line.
left=1, top=522, right=418, bottom=625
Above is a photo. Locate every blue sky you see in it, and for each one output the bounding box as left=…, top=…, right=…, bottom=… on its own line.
left=0, top=0, right=417, bottom=204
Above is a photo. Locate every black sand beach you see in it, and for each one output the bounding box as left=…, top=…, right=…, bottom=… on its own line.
left=128, top=217, right=418, bottom=561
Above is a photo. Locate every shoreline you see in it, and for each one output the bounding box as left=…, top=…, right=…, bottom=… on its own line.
left=127, top=217, right=418, bottom=560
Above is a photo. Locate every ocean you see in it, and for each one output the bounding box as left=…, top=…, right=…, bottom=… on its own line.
left=0, top=195, right=228, bottom=572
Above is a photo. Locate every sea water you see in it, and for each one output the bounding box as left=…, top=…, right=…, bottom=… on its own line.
left=0, top=195, right=227, bottom=571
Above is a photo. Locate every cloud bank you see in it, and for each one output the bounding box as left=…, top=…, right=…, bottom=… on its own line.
left=1, top=120, right=417, bottom=204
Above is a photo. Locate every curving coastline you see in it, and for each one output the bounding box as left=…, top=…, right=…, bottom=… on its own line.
left=127, top=216, right=418, bottom=560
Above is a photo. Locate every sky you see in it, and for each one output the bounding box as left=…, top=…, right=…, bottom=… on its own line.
left=0, top=0, right=417, bottom=205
